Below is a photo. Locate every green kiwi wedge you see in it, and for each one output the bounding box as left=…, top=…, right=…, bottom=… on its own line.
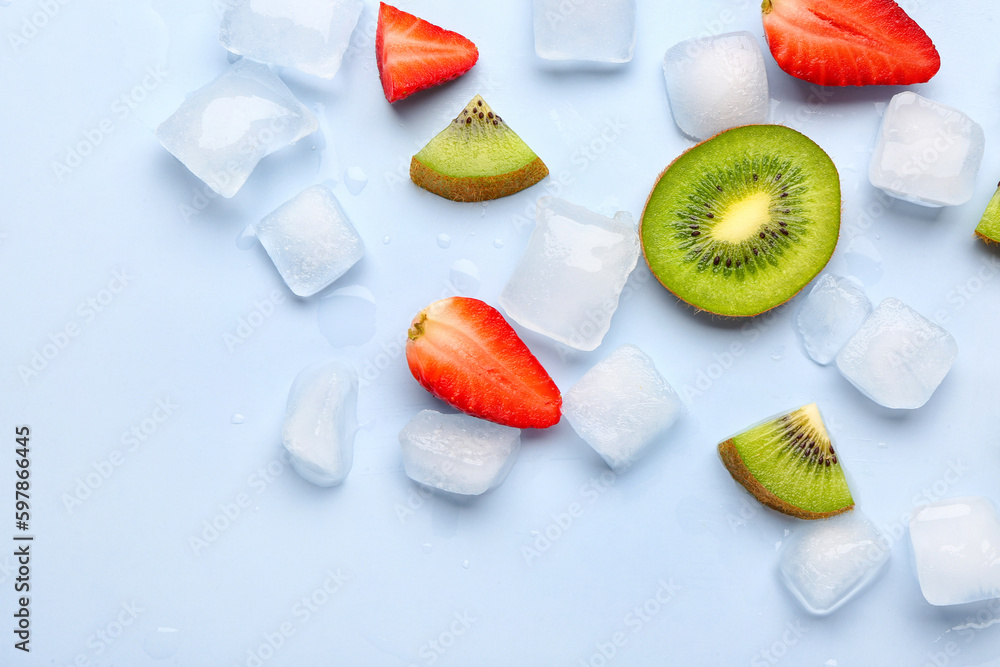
left=975, top=181, right=1000, bottom=245
left=410, top=94, right=548, bottom=202
left=641, top=125, right=841, bottom=317
left=718, top=403, right=854, bottom=520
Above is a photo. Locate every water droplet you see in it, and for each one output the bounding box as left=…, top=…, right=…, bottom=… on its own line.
left=382, top=235, right=391, bottom=245
left=437, top=233, right=451, bottom=249
left=317, top=285, right=376, bottom=347
left=493, top=238, right=504, bottom=249
left=142, top=627, right=181, bottom=659
left=877, top=441, right=888, bottom=448
left=770, top=345, right=785, bottom=361
left=422, top=543, right=432, bottom=554
left=462, top=560, right=470, bottom=569
left=344, top=166, right=368, bottom=195
left=235, top=223, right=257, bottom=249
left=449, top=259, right=481, bottom=297
left=230, top=413, right=246, bottom=425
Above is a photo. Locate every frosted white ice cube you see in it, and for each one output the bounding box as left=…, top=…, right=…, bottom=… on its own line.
left=869, top=92, right=985, bottom=207
left=795, top=274, right=873, bottom=365
left=255, top=185, right=364, bottom=297
left=282, top=360, right=358, bottom=487
left=662, top=31, right=769, bottom=140
left=219, top=0, right=363, bottom=79
left=499, top=197, right=640, bottom=351
left=399, top=410, right=520, bottom=496
left=910, top=497, right=1000, bottom=606
left=562, top=345, right=680, bottom=471
left=156, top=59, right=318, bottom=198
left=836, top=298, right=957, bottom=409
left=779, top=511, right=891, bottom=615
left=533, top=0, right=636, bottom=63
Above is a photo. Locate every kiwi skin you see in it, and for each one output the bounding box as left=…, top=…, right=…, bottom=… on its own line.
left=718, top=439, right=854, bottom=520
left=639, top=124, right=842, bottom=318
left=409, top=156, right=548, bottom=203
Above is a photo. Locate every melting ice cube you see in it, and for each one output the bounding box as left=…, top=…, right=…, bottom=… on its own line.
left=255, top=185, right=364, bottom=297
left=795, top=274, right=873, bottom=365
left=836, top=298, right=957, bottom=409
left=910, top=497, right=1000, bottom=606
left=869, top=91, right=984, bottom=207
left=220, top=0, right=363, bottom=79
left=562, top=344, right=681, bottom=471
left=399, top=410, right=520, bottom=496
left=156, top=59, right=318, bottom=198
left=662, top=31, right=769, bottom=140
left=282, top=360, right=358, bottom=487
left=778, top=511, right=891, bottom=615
left=499, top=197, right=639, bottom=351
left=533, top=0, right=636, bottom=63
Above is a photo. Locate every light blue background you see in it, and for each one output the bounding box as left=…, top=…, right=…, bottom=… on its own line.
left=3, top=1, right=1000, bottom=665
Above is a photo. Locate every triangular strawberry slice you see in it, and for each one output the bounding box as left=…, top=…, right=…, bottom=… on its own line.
left=762, top=0, right=940, bottom=86
left=406, top=297, right=561, bottom=429
left=376, top=3, right=479, bottom=103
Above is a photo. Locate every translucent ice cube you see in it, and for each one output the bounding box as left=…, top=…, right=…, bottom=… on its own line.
left=869, top=91, right=985, bottom=207
left=220, top=0, right=363, bottom=79
left=255, top=185, right=364, bottom=297
left=282, top=360, right=358, bottom=487
left=836, top=298, right=957, bottom=409
left=533, top=0, right=636, bottom=63
left=156, top=59, right=318, bottom=198
left=778, top=511, right=891, bottom=615
left=662, top=31, right=769, bottom=140
left=499, top=197, right=640, bottom=351
left=910, top=497, right=1000, bottom=606
left=399, top=410, right=520, bottom=496
left=795, top=274, right=873, bottom=365
left=562, top=345, right=681, bottom=471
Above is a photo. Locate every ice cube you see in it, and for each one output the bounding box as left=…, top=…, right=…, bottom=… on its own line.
left=795, top=274, right=873, bottom=365
left=255, top=185, right=364, bottom=297
left=910, top=497, right=1000, bottom=606
left=869, top=91, right=985, bottom=207
left=562, top=345, right=681, bottom=471
left=399, top=410, right=521, bottom=496
left=533, top=0, right=636, bottom=63
left=282, top=360, right=358, bottom=487
left=499, top=197, right=640, bottom=351
left=662, top=31, right=769, bottom=140
left=219, top=0, right=363, bottom=79
left=778, top=511, right=890, bottom=615
left=836, top=298, right=957, bottom=409
left=156, top=59, right=318, bottom=198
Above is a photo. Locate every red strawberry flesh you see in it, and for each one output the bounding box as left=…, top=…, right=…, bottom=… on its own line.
left=406, top=297, right=561, bottom=429
left=376, top=3, right=479, bottom=103
left=762, top=0, right=940, bottom=86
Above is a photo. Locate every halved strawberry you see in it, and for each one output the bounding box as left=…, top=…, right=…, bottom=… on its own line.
left=406, top=297, right=561, bottom=429
left=762, top=0, right=940, bottom=86
left=376, top=3, right=479, bottom=103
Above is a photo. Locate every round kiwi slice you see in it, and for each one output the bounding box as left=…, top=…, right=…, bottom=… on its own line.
left=718, top=403, right=854, bottom=520
left=975, top=180, right=1000, bottom=245
left=410, top=94, right=548, bottom=202
left=641, top=125, right=841, bottom=317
